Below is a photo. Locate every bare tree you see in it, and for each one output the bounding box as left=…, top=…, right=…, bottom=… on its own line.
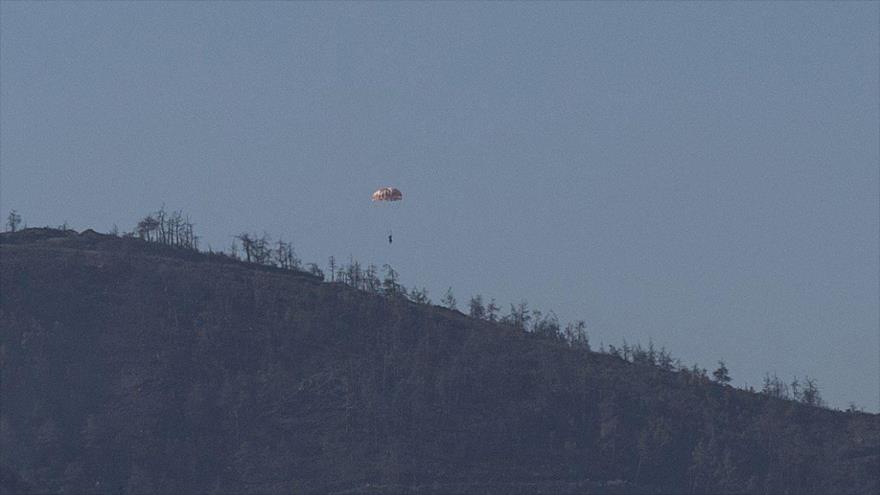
left=135, top=207, right=197, bottom=249
left=136, top=215, right=159, bottom=242
left=306, top=263, right=324, bottom=280
left=647, top=340, right=657, bottom=367
left=328, top=256, right=337, bottom=282
left=274, top=240, right=288, bottom=268
left=155, top=206, right=167, bottom=244
left=564, top=320, right=589, bottom=350
left=188, top=216, right=196, bottom=248
left=503, top=300, right=530, bottom=330
left=382, top=264, right=401, bottom=296
left=631, top=343, right=651, bottom=365
left=365, top=264, right=380, bottom=293
left=761, top=373, right=787, bottom=399
left=441, top=287, right=457, bottom=310
left=486, top=298, right=500, bottom=322
left=657, top=347, right=674, bottom=371
left=531, top=310, right=561, bottom=339
left=236, top=233, right=255, bottom=262
left=168, top=209, right=178, bottom=245
left=607, top=344, right=622, bottom=359
left=346, top=257, right=362, bottom=289
left=250, top=232, right=272, bottom=265
left=170, top=209, right=184, bottom=246
left=274, top=240, right=300, bottom=270
left=468, top=294, right=485, bottom=319
left=230, top=238, right=241, bottom=260
left=801, top=377, right=824, bottom=407
left=409, top=287, right=430, bottom=305
left=790, top=377, right=801, bottom=401
left=6, top=210, right=21, bottom=232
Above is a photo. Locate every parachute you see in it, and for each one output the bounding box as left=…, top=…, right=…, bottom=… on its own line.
left=372, top=187, right=402, bottom=243
left=371, top=187, right=403, bottom=202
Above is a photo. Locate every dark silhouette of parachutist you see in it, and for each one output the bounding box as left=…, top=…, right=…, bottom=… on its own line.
left=388, top=234, right=393, bottom=244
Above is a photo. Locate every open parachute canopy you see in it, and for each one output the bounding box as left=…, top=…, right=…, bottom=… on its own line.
left=371, top=187, right=403, bottom=202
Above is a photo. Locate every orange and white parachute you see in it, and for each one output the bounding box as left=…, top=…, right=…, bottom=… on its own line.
left=371, top=187, right=403, bottom=202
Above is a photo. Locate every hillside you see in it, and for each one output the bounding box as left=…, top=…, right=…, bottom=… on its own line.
left=1, top=228, right=877, bottom=494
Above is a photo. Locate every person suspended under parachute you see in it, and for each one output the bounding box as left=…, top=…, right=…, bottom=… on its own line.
left=372, top=187, right=402, bottom=244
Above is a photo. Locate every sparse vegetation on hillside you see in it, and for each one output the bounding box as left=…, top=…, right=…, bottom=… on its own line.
left=1, top=212, right=876, bottom=494
left=4, top=207, right=838, bottom=410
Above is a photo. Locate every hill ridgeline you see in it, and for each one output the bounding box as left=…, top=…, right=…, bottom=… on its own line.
left=1, top=228, right=877, bottom=494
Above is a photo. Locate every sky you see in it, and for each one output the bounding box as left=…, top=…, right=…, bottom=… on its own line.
left=1, top=1, right=877, bottom=411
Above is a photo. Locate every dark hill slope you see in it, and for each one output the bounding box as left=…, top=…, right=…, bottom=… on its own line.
left=1, top=230, right=877, bottom=494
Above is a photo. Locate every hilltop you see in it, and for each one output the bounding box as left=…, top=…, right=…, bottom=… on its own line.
left=1, top=228, right=877, bottom=494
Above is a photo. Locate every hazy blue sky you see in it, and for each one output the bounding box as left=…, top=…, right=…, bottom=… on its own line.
left=1, top=2, right=877, bottom=411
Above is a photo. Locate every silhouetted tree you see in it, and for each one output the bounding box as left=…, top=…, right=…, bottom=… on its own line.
left=251, top=233, right=272, bottom=265
left=531, top=310, right=561, bottom=340
left=631, top=344, right=651, bottom=366
left=236, top=233, right=255, bottom=262
left=712, top=361, right=731, bottom=385
left=365, top=264, right=380, bottom=293
left=468, top=295, right=485, bottom=319
left=790, top=377, right=801, bottom=401
left=274, top=240, right=300, bottom=270
left=486, top=298, right=500, bottom=322
left=503, top=300, right=530, bottom=330
left=306, top=263, right=324, bottom=280
left=230, top=239, right=241, bottom=260
left=762, top=373, right=788, bottom=399
left=232, top=231, right=271, bottom=264
left=133, top=207, right=198, bottom=248
left=328, top=256, right=337, bottom=282
left=155, top=206, right=167, bottom=243
left=801, top=377, right=823, bottom=407
left=382, top=264, right=401, bottom=296
left=441, top=287, right=457, bottom=310
left=167, top=209, right=180, bottom=245
left=657, top=347, right=674, bottom=371
left=139, top=216, right=159, bottom=241
left=564, top=320, right=589, bottom=350
left=530, top=309, right=542, bottom=330
left=691, top=364, right=708, bottom=383
left=346, top=258, right=362, bottom=289
left=180, top=215, right=197, bottom=249
left=607, top=344, right=622, bottom=359
left=409, top=287, right=430, bottom=305
left=6, top=210, right=21, bottom=232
